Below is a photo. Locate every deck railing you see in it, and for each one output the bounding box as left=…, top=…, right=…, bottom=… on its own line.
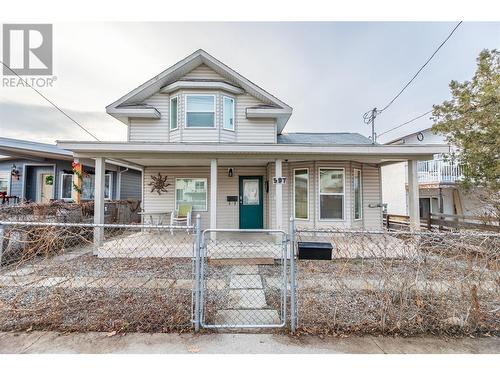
left=417, top=158, right=463, bottom=184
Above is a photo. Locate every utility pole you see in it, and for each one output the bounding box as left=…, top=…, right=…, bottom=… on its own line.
left=363, top=107, right=378, bottom=144
left=370, top=107, right=377, bottom=144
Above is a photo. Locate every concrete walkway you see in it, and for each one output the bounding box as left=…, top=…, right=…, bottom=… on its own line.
left=0, top=331, right=498, bottom=354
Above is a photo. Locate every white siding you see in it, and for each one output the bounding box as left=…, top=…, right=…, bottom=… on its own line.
left=127, top=64, right=277, bottom=144
left=129, top=93, right=169, bottom=142
left=236, top=94, right=276, bottom=143
left=216, top=166, right=267, bottom=229
left=143, top=166, right=211, bottom=226
left=183, top=64, right=226, bottom=81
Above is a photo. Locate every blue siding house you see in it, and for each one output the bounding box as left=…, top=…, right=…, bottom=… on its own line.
left=0, top=138, right=141, bottom=204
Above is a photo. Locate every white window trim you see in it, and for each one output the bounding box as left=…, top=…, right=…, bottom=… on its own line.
left=0, top=170, right=11, bottom=195
left=105, top=173, right=113, bottom=200
left=175, top=178, right=208, bottom=212
left=353, top=168, right=363, bottom=221
left=60, top=173, right=74, bottom=200
left=184, top=94, right=217, bottom=129
left=222, top=95, right=235, bottom=132
left=81, top=173, right=113, bottom=200
left=318, top=167, right=345, bottom=222
left=169, top=96, right=179, bottom=131
left=293, top=168, right=309, bottom=221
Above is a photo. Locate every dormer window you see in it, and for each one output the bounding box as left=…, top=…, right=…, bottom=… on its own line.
left=170, top=96, right=178, bottom=130
left=223, top=96, right=235, bottom=131
left=186, top=94, right=215, bottom=128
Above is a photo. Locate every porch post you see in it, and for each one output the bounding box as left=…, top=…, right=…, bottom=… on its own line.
left=73, top=158, right=82, bottom=204
left=93, top=157, right=105, bottom=253
left=407, top=159, right=420, bottom=231
left=210, top=159, right=217, bottom=234
left=275, top=159, right=283, bottom=230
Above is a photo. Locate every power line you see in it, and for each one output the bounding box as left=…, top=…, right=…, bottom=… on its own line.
left=0, top=60, right=100, bottom=141
left=362, top=21, right=463, bottom=141
left=377, top=110, right=433, bottom=138
left=378, top=21, right=462, bottom=114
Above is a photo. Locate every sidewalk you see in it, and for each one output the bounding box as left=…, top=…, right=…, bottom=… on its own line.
left=0, top=331, right=498, bottom=354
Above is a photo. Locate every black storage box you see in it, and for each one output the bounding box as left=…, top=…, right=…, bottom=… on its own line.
left=298, top=241, right=333, bottom=260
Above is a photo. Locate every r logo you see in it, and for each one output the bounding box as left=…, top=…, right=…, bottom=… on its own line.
left=2, top=24, right=53, bottom=76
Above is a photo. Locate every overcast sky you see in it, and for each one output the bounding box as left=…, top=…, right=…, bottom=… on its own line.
left=0, top=22, right=498, bottom=144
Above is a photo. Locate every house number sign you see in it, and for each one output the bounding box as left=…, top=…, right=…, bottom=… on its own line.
left=272, top=177, right=287, bottom=184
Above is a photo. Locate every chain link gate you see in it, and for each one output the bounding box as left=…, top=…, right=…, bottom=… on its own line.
left=192, top=218, right=297, bottom=331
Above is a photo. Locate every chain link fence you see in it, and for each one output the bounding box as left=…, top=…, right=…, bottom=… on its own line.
left=1, top=219, right=498, bottom=336
left=295, top=228, right=499, bottom=336
left=0, top=221, right=195, bottom=333
left=197, top=229, right=289, bottom=330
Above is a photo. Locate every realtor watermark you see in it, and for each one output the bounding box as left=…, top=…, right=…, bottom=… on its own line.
left=2, top=24, right=56, bottom=87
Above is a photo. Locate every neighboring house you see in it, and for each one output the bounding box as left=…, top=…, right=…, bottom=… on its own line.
left=0, top=137, right=142, bottom=204
left=58, top=49, right=447, bottom=233
left=381, top=128, right=484, bottom=218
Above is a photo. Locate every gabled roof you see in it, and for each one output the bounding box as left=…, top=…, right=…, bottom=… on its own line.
left=106, top=49, right=293, bottom=134
left=278, top=132, right=372, bottom=145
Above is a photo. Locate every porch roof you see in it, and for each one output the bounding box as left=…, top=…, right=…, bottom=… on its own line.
left=56, top=141, right=450, bottom=167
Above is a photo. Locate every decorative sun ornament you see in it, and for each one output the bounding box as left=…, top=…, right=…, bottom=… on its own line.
left=149, top=173, right=170, bottom=195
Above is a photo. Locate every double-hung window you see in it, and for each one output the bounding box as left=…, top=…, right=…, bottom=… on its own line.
left=170, top=96, right=178, bottom=130
left=294, top=169, right=309, bottom=220
left=353, top=169, right=362, bottom=220
left=186, top=95, right=215, bottom=128
left=175, top=178, right=207, bottom=211
left=319, top=168, right=344, bottom=220
left=61, top=173, right=74, bottom=199
left=223, top=96, right=235, bottom=131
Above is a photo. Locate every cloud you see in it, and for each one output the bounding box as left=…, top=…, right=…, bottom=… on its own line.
left=0, top=100, right=126, bottom=143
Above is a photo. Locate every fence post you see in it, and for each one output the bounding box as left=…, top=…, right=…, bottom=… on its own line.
left=194, top=214, right=201, bottom=332
left=0, top=223, right=4, bottom=267
left=289, top=216, right=297, bottom=334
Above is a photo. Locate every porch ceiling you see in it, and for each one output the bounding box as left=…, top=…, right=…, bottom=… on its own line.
left=57, top=141, right=450, bottom=167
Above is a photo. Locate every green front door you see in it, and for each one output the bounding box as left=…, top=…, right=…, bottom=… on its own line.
left=239, top=176, right=263, bottom=229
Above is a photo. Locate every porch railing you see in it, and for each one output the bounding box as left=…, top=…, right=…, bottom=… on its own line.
left=417, top=159, right=463, bottom=184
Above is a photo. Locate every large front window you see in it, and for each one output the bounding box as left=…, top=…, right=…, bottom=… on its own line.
left=353, top=169, right=362, bottom=220
left=81, top=174, right=112, bottom=200
left=294, top=169, right=309, bottom=220
left=175, top=178, right=207, bottom=211
left=186, top=95, right=215, bottom=128
left=319, top=168, right=344, bottom=220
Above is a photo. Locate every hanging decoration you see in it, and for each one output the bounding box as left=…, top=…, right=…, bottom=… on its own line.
left=45, top=175, right=54, bottom=185
left=149, top=173, right=170, bottom=195
left=11, top=164, right=20, bottom=180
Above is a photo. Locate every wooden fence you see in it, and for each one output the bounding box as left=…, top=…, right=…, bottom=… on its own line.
left=384, top=212, right=499, bottom=232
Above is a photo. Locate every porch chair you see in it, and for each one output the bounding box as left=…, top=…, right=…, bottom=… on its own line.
left=170, top=204, right=193, bottom=234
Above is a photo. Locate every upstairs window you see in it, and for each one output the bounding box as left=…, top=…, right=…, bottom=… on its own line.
left=170, top=97, right=178, bottom=130
left=186, top=95, right=215, bottom=128
left=223, top=96, right=235, bottom=131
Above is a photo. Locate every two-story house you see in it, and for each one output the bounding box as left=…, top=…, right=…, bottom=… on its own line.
left=58, top=49, right=447, bottom=239
left=381, top=128, right=483, bottom=218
